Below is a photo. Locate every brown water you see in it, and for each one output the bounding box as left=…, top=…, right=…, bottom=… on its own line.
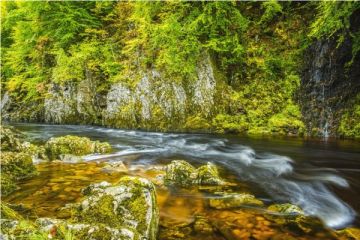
left=4, top=123, right=360, bottom=239
left=4, top=161, right=344, bottom=240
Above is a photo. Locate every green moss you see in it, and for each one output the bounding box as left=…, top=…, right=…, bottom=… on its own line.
left=164, top=160, right=197, bottom=187
left=79, top=194, right=119, bottom=228
left=196, top=162, right=224, bottom=185
left=1, top=173, right=18, bottom=196
left=1, top=152, right=37, bottom=180
left=184, top=115, right=211, bottom=131
left=1, top=202, right=24, bottom=221
left=77, top=177, right=158, bottom=240
left=267, top=103, right=305, bottom=136
left=212, top=114, right=248, bottom=134
left=0, top=126, right=24, bottom=151
left=338, top=94, right=360, bottom=138
left=45, top=135, right=112, bottom=160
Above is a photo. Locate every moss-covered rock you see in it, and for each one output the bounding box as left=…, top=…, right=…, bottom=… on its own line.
left=209, top=193, right=264, bottom=209
left=1, top=152, right=37, bottom=180
left=266, top=203, right=322, bottom=233
left=0, top=151, right=37, bottom=196
left=196, top=162, right=224, bottom=185
left=267, top=203, right=303, bottom=215
left=164, top=160, right=225, bottom=187
left=0, top=126, right=23, bottom=152
left=164, top=160, right=198, bottom=187
left=44, top=135, right=112, bottom=160
left=77, top=177, right=159, bottom=240
left=1, top=173, right=17, bottom=196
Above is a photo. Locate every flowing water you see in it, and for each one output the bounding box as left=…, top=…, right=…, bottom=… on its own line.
left=4, top=123, right=360, bottom=239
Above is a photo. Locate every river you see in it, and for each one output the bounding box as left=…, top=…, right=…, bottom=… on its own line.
left=5, top=123, right=360, bottom=236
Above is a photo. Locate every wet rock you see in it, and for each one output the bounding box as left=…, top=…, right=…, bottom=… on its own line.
left=164, top=160, right=225, bottom=187
left=267, top=203, right=304, bottom=215
left=36, top=218, right=139, bottom=240
left=193, top=215, right=214, bottom=234
left=164, top=160, right=197, bottom=187
left=337, top=227, right=360, bottom=240
left=44, top=135, right=112, bottom=160
left=196, top=162, right=224, bottom=185
left=266, top=203, right=323, bottom=234
left=77, top=176, right=159, bottom=240
left=209, top=193, right=264, bottom=209
left=102, top=161, right=128, bottom=173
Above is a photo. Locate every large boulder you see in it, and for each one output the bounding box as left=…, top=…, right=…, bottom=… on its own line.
left=164, top=160, right=224, bottom=187
left=77, top=177, right=159, bottom=240
left=44, top=135, right=112, bottom=160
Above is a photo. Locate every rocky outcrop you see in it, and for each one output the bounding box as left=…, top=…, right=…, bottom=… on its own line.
left=1, top=52, right=219, bottom=132
left=300, top=10, right=360, bottom=137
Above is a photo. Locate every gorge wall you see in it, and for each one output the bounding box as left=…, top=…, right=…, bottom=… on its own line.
left=300, top=9, right=360, bottom=138
left=1, top=2, right=359, bottom=138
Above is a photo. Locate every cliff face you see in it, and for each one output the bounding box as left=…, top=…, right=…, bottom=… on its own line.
left=300, top=10, right=360, bottom=137
left=1, top=52, right=222, bottom=132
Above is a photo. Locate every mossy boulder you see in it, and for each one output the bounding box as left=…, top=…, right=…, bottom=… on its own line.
left=164, top=160, right=198, bottom=187
left=1, top=152, right=37, bottom=180
left=77, top=176, right=159, bottom=240
left=44, top=135, right=112, bottom=160
left=196, top=162, right=224, bottom=185
left=0, top=151, right=37, bottom=196
left=164, top=160, right=224, bottom=187
left=0, top=126, right=23, bottom=152
left=209, top=193, right=264, bottom=209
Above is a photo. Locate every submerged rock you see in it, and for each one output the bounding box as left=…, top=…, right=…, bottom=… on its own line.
left=209, top=193, right=264, bottom=209
left=77, top=176, right=159, bottom=240
left=266, top=203, right=323, bottom=234
left=267, top=203, right=303, bottom=215
left=102, top=161, right=128, bottom=173
left=164, top=160, right=224, bottom=187
left=44, top=135, right=112, bottom=160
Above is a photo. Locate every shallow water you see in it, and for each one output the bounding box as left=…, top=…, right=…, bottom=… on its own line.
left=5, top=123, right=360, bottom=237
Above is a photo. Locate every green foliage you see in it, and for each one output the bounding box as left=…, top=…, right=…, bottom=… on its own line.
left=268, top=103, right=305, bottom=135
left=260, top=0, right=283, bottom=24
left=309, top=1, right=359, bottom=41
left=2, top=1, right=359, bottom=137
